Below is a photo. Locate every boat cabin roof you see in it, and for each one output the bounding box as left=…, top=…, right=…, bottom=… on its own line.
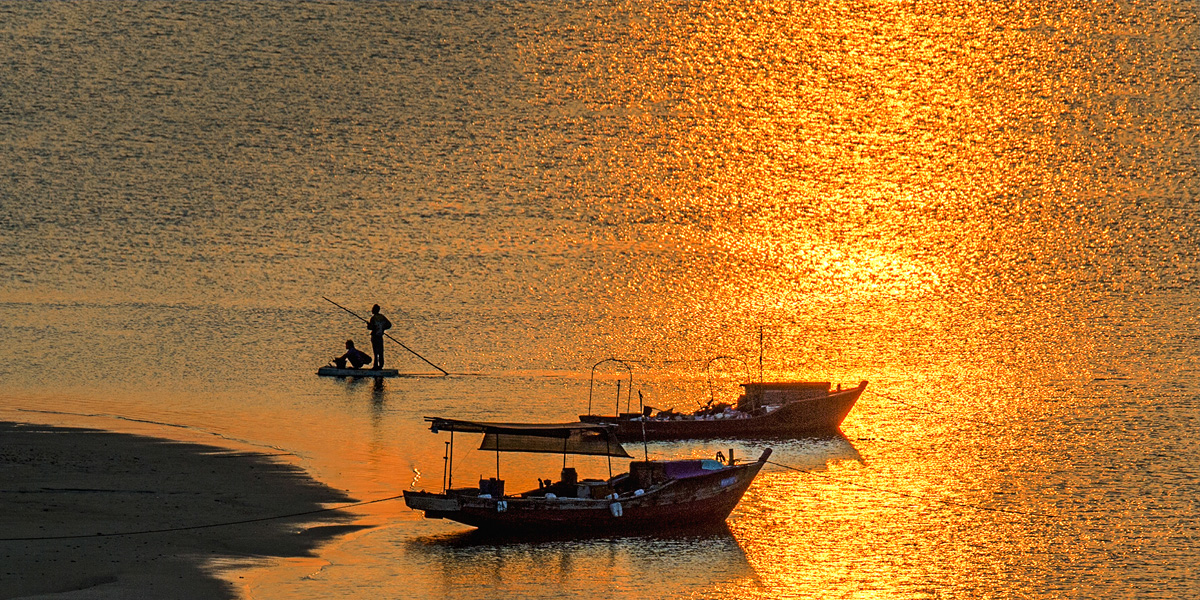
left=428, top=417, right=613, bottom=436
left=425, top=417, right=632, bottom=458
left=740, top=381, right=831, bottom=391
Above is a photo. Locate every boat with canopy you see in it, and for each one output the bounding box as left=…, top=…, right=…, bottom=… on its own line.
left=403, top=417, right=771, bottom=533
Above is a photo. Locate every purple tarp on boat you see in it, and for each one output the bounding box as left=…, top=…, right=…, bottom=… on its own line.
left=662, top=459, right=727, bottom=479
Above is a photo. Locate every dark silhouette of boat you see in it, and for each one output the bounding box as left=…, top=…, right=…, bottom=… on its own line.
left=580, top=380, right=868, bottom=441
left=403, top=418, right=770, bottom=533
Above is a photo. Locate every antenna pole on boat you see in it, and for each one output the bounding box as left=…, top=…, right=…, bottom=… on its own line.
left=321, top=296, right=449, bottom=376
left=758, top=326, right=764, bottom=383
left=442, top=441, right=449, bottom=492
left=447, top=431, right=455, bottom=490
left=641, top=419, right=649, bottom=462
left=616, top=380, right=621, bottom=416
left=606, top=434, right=613, bottom=479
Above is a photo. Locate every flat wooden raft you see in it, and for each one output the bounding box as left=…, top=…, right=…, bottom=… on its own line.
left=317, top=366, right=400, bottom=378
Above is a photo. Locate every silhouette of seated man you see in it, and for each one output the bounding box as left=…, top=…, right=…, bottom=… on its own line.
left=332, top=340, right=372, bottom=369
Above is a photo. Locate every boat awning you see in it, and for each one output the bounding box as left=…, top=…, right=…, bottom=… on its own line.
left=425, top=417, right=632, bottom=458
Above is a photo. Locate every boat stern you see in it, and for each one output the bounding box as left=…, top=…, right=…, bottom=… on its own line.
left=404, top=490, right=462, bottom=514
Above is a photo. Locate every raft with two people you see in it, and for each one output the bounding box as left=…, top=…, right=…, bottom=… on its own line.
left=315, top=297, right=448, bottom=378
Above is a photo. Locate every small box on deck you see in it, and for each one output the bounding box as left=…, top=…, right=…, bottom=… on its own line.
left=479, top=477, right=505, bottom=497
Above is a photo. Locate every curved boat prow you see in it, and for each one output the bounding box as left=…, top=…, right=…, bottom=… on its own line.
left=757, top=448, right=773, bottom=463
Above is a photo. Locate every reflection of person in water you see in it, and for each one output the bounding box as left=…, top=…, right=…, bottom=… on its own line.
left=332, top=340, right=372, bottom=369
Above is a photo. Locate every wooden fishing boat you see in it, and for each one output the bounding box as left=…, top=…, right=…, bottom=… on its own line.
left=580, top=380, right=868, bottom=440
left=403, top=417, right=771, bottom=533
left=316, top=366, right=400, bottom=378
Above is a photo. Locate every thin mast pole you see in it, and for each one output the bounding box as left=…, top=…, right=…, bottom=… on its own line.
left=641, top=419, right=649, bottom=462
left=758, top=326, right=764, bottom=383
left=606, top=435, right=613, bottom=479
left=447, top=431, right=454, bottom=490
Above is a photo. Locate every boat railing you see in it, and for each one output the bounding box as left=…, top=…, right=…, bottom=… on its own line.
left=704, top=355, right=752, bottom=408
left=587, top=357, right=634, bottom=416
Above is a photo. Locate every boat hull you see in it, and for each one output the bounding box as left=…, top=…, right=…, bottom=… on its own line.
left=582, top=382, right=866, bottom=440
left=404, top=458, right=766, bottom=533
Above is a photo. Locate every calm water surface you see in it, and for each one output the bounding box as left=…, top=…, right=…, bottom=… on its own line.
left=2, top=1, right=1198, bottom=598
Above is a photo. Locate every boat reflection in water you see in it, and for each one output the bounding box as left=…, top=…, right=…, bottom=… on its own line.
left=404, top=417, right=771, bottom=534
left=405, top=523, right=761, bottom=598
left=652, top=432, right=863, bottom=472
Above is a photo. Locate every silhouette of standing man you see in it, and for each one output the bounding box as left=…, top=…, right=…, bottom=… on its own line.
left=367, top=304, right=392, bottom=370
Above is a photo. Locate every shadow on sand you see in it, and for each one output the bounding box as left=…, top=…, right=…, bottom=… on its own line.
left=0, top=422, right=360, bottom=599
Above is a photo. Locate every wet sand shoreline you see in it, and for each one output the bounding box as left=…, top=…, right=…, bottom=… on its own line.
left=0, top=421, right=359, bottom=599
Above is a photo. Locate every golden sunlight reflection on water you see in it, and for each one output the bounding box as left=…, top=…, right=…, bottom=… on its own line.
left=500, top=0, right=1197, bottom=596
left=519, top=0, right=1121, bottom=376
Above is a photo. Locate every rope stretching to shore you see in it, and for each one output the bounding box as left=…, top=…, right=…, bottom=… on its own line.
left=6, top=454, right=1060, bottom=542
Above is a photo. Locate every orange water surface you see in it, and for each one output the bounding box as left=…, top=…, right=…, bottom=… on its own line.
left=2, top=1, right=1198, bottom=598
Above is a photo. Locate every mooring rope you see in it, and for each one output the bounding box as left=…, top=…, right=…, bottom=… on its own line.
left=0, top=493, right=407, bottom=542
left=765, top=459, right=1058, bottom=519
left=5, top=460, right=1070, bottom=542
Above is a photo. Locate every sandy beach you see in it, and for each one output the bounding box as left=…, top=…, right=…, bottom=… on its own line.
left=0, top=422, right=360, bottom=599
